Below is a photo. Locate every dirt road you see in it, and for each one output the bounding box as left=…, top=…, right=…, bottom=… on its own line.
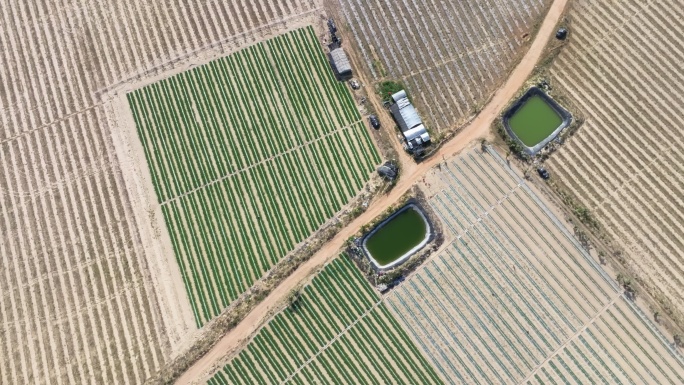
left=176, top=0, right=568, bottom=382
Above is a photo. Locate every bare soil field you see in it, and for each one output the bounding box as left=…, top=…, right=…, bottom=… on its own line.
left=386, top=147, right=684, bottom=384
left=331, top=0, right=552, bottom=136
left=544, top=0, right=684, bottom=328
left=0, top=0, right=322, bottom=383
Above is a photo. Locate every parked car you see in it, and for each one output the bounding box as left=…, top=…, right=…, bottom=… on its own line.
left=369, top=115, right=380, bottom=129
left=537, top=167, right=550, bottom=180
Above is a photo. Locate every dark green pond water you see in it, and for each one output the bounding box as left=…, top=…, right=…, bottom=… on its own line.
left=508, top=95, right=562, bottom=147
left=365, top=207, right=428, bottom=266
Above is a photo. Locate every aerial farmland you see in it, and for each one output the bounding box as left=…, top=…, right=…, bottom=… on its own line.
left=3, top=0, right=684, bottom=384
left=544, top=0, right=684, bottom=330
left=127, top=27, right=379, bottom=326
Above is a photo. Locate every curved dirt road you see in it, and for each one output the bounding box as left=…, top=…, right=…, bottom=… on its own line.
left=177, top=0, right=568, bottom=382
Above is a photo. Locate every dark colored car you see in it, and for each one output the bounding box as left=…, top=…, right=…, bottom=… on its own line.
left=537, top=167, right=550, bottom=180
left=369, top=115, right=380, bottom=129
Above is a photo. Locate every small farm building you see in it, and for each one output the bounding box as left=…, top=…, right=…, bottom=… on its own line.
left=329, top=47, right=352, bottom=79
left=390, top=90, right=430, bottom=150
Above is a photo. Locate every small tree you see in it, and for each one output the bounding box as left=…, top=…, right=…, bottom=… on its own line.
left=287, top=289, right=302, bottom=312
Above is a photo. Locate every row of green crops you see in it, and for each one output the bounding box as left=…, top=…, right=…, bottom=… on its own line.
left=387, top=148, right=684, bottom=384
left=208, top=256, right=443, bottom=385
left=128, top=27, right=381, bottom=326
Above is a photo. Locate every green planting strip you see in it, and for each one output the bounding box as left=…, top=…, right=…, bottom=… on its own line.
left=365, top=311, right=421, bottom=383
left=313, top=138, right=352, bottom=199
left=285, top=33, right=340, bottom=132
left=204, top=185, right=241, bottom=300
left=330, top=129, right=364, bottom=188
left=298, top=28, right=354, bottom=125
left=210, top=59, right=247, bottom=170
left=167, top=202, right=211, bottom=323
left=307, top=287, right=347, bottom=335
left=347, top=326, right=394, bottom=384
left=268, top=38, right=321, bottom=140
left=147, top=84, right=190, bottom=198
left=281, top=151, right=325, bottom=228
left=353, top=121, right=382, bottom=166
left=341, top=125, right=372, bottom=175
left=386, top=298, right=455, bottom=383
left=269, top=320, right=307, bottom=368
left=226, top=55, right=272, bottom=165
left=336, top=335, right=376, bottom=385
left=293, top=145, right=335, bottom=218
left=254, top=163, right=293, bottom=254
left=331, top=343, right=363, bottom=384
left=167, top=76, right=210, bottom=189
left=261, top=328, right=296, bottom=375
left=244, top=167, right=278, bottom=272
left=234, top=172, right=269, bottom=278
left=269, top=156, right=308, bottom=240
left=278, top=35, right=332, bottom=137
left=260, top=162, right=297, bottom=250
left=353, top=320, right=404, bottom=384
left=191, top=189, right=231, bottom=307
left=215, top=178, right=255, bottom=292
left=376, top=305, right=444, bottom=385
left=242, top=47, right=287, bottom=155
left=301, top=143, right=343, bottom=209
left=216, top=57, right=257, bottom=168
left=156, top=80, right=199, bottom=195
left=275, top=153, right=315, bottom=237
left=183, top=193, right=222, bottom=315
left=199, top=65, right=238, bottom=175
left=253, top=44, right=302, bottom=148
left=323, top=135, right=355, bottom=195
left=296, top=292, right=334, bottom=343
left=251, top=164, right=289, bottom=259
left=369, top=308, right=437, bottom=384
left=285, top=150, right=327, bottom=225
left=233, top=51, right=278, bottom=159
left=183, top=70, right=221, bottom=182
left=187, top=69, right=228, bottom=178
left=160, top=205, right=201, bottom=325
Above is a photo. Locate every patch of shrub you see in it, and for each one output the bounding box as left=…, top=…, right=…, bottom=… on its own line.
left=377, top=81, right=406, bottom=103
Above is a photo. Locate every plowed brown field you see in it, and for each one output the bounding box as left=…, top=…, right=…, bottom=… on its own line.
left=335, top=0, right=552, bottom=135
left=545, top=0, right=684, bottom=326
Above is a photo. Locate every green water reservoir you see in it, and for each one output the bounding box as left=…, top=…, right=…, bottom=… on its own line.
left=507, top=95, right=563, bottom=147
left=364, top=206, right=429, bottom=267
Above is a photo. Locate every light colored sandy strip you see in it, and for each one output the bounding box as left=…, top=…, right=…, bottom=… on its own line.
left=16, top=134, right=60, bottom=384
left=519, top=291, right=624, bottom=384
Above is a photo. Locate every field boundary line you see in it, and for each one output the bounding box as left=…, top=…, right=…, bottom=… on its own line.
left=278, top=300, right=382, bottom=384
left=394, top=38, right=511, bottom=83
left=519, top=290, right=624, bottom=384
left=0, top=104, right=103, bottom=147
left=591, top=140, right=680, bottom=212
left=160, top=120, right=363, bottom=206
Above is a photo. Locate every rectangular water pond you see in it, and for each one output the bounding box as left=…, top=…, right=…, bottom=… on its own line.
left=363, top=205, right=430, bottom=269
left=503, top=87, right=571, bottom=154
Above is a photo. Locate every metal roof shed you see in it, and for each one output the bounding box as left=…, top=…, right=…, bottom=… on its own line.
left=329, top=48, right=352, bottom=79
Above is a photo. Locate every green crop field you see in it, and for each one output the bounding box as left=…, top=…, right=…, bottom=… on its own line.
left=128, top=27, right=381, bottom=326
left=207, top=256, right=442, bottom=384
